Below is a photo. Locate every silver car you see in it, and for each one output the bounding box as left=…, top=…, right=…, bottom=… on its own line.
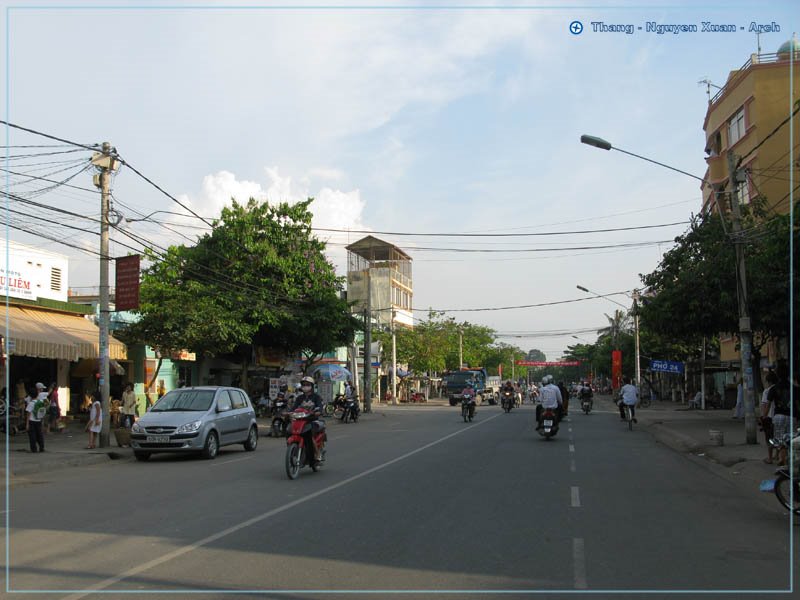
left=130, top=386, right=258, bottom=461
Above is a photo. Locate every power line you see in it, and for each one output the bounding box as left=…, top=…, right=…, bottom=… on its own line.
left=0, top=120, right=100, bottom=152
left=408, top=291, right=634, bottom=313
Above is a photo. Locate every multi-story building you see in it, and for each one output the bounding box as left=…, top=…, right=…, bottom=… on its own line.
left=701, top=38, right=799, bottom=367
left=346, top=236, right=413, bottom=329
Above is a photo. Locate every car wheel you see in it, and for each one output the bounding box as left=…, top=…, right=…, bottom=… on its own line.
left=201, top=431, right=219, bottom=459
left=134, top=451, right=151, bottom=462
left=243, top=425, right=258, bottom=451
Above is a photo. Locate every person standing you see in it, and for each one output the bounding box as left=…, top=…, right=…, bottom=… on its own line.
left=26, top=382, right=48, bottom=452
left=121, top=383, right=137, bottom=429
left=732, top=376, right=744, bottom=419
left=85, top=391, right=102, bottom=449
left=45, top=382, right=60, bottom=433
left=760, top=371, right=777, bottom=464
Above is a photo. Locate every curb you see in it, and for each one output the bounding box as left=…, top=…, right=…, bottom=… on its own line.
left=647, top=422, right=705, bottom=454
left=3, top=449, right=129, bottom=478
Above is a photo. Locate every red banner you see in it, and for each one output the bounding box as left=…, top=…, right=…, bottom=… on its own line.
left=515, top=360, right=581, bottom=367
left=115, top=255, right=141, bottom=311
left=612, top=350, right=623, bottom=390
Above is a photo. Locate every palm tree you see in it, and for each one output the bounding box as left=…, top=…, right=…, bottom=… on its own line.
left=597, top=309, right=632, bottom=350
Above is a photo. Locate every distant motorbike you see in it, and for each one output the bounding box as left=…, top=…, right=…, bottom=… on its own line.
left=580, top=393, right=593, bottom=415
left=461, top=394, right=476, bottom=422
left=341, top=396, right=360, bottom=423
left=501, top=390, right=514, bottom=413
left=325, top=394, right=346, bottom=419
left=270, top=395, right=290, bottom=437
left=537, top=406, right=560, bottom=440
left=285, top=405, right=327, bottom=480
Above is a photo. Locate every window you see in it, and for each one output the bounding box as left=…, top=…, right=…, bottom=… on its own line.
left=728, top=108, right=745, bottom=146
left=216, top=392, right=232, bottom=412
left=177, top=365, right=192, bottom=387
left=50, top=267, right=62, bottom=292
left=734, top=179, right=751, bottom=206
left=229, top=390, right=246, bottom=409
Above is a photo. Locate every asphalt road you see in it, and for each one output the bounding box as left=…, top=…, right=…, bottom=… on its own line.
left=3, top=403, right=797, bottom=599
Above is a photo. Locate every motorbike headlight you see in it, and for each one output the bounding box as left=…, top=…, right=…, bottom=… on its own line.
left=176, top=420, right=202, bottom=434
left=131, top=422, right=144, bottom=433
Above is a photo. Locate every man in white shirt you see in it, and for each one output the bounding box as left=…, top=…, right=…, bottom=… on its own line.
left=26, top=382, right=48, bottom=452
left=618, top=376, right=639, bottom=423
left=536, top=375, right=563, bottom=429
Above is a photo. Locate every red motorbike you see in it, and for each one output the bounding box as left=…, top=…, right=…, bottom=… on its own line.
left=285, top=405, right=327, bottom=480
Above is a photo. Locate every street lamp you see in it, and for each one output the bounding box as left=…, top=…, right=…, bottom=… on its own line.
left=581, top=133, right=758, bottom=443
left=577, top=284, right=641, bottom=391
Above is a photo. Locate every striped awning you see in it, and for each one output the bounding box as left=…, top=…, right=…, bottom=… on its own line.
left=2, top=305, right=127, bottom=361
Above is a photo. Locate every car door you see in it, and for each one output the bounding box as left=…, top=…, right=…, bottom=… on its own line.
left=229, top=389, right=250, bottom=442
left=214, top=390, right=237, bottom=446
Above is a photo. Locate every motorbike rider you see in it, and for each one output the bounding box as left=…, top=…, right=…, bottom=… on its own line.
left=290, top=376, right=326, bottom=461
left=536, top=375, right=563, bottom=429
left=557, top=380, right=570, bottom=416
left=501, top=380, right=515, bottom=405
left=618, top=376, right=639, bottom=422
left=461, top=382, right=476, bottom=419
left=579, top=381, right=593, bottom=409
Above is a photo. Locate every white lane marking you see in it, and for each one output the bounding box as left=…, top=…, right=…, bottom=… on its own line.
left=571, top=486, right=581, bottom=507
left=570, top=459, right=576, bottom=473
left=60, top=412, right=503, bottom=600
left=569, top=444, right=576, bottom=453
left=573, top=537, right=588, bottom=589
left=568, top=427, right=573, bottom=433
left=209, top=455, right=255, bottom=467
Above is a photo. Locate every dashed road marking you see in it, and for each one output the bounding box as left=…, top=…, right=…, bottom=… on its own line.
left=571, top=486, right=581, bottom=507
left=569, top=444, right=576, bottom=453
left=570, top=459, right=576, bottom=473
left=573, top=537, right=588, bottom=588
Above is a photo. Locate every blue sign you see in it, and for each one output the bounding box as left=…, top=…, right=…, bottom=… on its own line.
left=650, top=359, right=684, bottom=375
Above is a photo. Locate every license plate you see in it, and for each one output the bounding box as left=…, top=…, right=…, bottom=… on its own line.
left=544, top=420, right=553, bottom=427
left=146, top=435, right=170, bottom=443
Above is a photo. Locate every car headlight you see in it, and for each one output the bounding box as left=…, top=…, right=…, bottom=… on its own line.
left=175, top=420, right=202, bottom=434
left=131, top=422, right=144, bottom=433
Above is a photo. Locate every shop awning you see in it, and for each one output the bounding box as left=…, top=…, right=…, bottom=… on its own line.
left=2, top=305, right=127, bottom=361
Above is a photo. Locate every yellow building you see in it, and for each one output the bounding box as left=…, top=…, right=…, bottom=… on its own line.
left=701, top=38, right=799, bottom=365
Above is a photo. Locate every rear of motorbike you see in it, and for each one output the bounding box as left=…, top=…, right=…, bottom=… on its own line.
left=760, top=431, right=800, bottom=514
left=538, top=407, right=559, bottom=440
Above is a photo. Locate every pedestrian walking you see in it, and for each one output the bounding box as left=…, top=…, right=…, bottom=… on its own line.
left=26, top=382, right=48, bottom=452
left=85, top=391, right=102, bottom=449
left=121, top=383, right=137, bottom=429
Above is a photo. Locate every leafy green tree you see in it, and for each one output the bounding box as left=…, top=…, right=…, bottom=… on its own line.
left=120, top=198, right=359, bottom=386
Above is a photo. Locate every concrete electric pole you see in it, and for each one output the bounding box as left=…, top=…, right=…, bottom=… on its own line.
left=91, top=142, right=118, bottom=448
left=726, top=152, right=757, bottom=444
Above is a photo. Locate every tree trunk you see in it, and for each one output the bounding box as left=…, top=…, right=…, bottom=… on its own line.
left=145, top=356, right=163, bottom=408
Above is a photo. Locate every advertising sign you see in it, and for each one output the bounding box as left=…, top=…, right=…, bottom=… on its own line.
left=612, top=350, right=623, bottom=390
left=515, top=361, right=581, bottom=367
left=650, top=359, right=685, bottom=374
left=115, top=255, right=141, bottom=311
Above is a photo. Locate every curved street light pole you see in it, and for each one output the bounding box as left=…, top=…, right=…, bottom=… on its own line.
left=581, top=134, right=757, bottom=443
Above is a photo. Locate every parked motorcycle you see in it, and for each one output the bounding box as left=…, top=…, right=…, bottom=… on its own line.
left=270, top=395, right=290, bottom=437
left=501, top=390, right=514, bottom=413
left=461, top=393, right=476, bottom=422
left=341, top=396, right=360, bottom=423
left=761, top=430, right=799, bottom=514
left=537, top=407, right=559, bottom=440
left=285, top=405, right=327, bottom=480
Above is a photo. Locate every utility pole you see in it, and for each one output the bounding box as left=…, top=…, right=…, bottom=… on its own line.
left=363, top=265, right=372, bottom=413
left=391, top=309, right=397, bottom=405
left=632, top=289, right=641, bottom=389
left=91, top=142, right=116, bottom=448
left=458, top=327, right=463, bottom=369
left=727, top=152, right=757, bottom=444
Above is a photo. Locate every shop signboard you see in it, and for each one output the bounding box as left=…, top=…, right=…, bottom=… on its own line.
left=650, top=359, right=685, bottom=374
left=115, top=255, right=141, bottom=311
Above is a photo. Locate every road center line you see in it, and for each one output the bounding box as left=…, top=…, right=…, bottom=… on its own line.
left=573, top=538, right=588, bottom=589
left=209, top=455, right=255, bottom=467
left=59, top=412, right=503, bottom=600
left=570, top=459, right=576, bottom=473
left=569, top=444, right=575, bottom=453
left=571, top=486, right=581, bottom=507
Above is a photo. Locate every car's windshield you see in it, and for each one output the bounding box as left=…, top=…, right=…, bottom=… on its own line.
left=151, top=390, right=215, bottom=412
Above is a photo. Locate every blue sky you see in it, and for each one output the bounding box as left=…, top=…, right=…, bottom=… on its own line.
left=3, top=0, right=797, bottom=359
